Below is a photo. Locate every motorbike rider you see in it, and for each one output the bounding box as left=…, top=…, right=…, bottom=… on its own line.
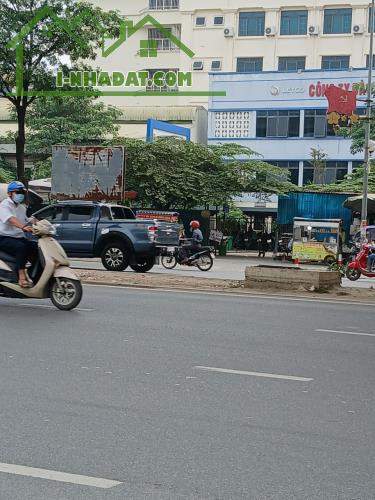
left=180, top=220, right=203, bottom=264
left=366, top=241, right=375, bottom=271
left=0, top=181, right=38, bottom=287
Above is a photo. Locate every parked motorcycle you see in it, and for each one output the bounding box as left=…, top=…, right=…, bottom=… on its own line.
left=0, top=220, right=82, bottom=310
left=161, top=246, right=214, bottom=272
left=346, top=244, right=375, bottom=281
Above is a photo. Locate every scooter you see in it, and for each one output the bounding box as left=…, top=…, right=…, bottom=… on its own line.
left=0, top=220, right=82, bottom=310
left=346, top=244, right=375, bottom=281
left=161, top=245, right=214, bottom=272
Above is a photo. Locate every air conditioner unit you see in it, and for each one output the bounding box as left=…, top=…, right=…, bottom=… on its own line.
left=265, top=26, right=276, bottom=36
left=308, top=25, right=319, bottom=35
left=193, top=61, right=204, bottom=71
left=353, top=24, right=364, bottom=34
left=224, top=27, right=234, bottom=37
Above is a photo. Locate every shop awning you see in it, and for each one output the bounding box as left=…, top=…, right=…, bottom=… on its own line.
left=343, top=194, right=375, bottom=214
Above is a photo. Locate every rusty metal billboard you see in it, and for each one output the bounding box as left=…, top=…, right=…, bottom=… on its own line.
left=51, top=146, right=125, bottom=201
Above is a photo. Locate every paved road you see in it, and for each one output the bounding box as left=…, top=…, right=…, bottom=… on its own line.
left=0, top=286, right=374, bottom=499
left=71, top=256, right=374, bottom=289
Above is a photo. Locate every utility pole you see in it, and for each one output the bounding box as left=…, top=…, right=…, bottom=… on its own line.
left=361, top=0, right=375, bottom=241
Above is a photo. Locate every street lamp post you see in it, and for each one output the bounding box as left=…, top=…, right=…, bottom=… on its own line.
left=361, top=0, right=375, bottom=240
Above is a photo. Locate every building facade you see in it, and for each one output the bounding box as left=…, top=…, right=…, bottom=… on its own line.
left=89, top=0, right=374, bottom=109
left=208, top=69, right=368, bottom=187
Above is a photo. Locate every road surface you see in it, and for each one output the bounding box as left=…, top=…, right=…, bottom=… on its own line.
left=0, top=286, right=374, bottom=499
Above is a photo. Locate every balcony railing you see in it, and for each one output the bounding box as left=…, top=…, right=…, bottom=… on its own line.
left=149, top=0, right=179, bottom=10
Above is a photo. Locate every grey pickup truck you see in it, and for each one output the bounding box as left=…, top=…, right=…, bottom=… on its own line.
left=33, top=201, right=180, bottom=272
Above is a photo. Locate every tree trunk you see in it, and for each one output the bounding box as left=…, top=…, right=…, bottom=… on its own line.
left=15, top=104, right=26, bottom=184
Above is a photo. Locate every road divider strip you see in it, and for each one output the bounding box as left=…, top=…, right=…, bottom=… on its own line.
left=316, top=329, right=375, bottom=337
left=194, top=366, right=313, bottom=382
left=0, top=463, right=122, bottom=489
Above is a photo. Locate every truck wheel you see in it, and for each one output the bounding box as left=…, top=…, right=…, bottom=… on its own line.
left=101, top=243, right=129, bottom=271
left=130, top=258, right=155, bottom=273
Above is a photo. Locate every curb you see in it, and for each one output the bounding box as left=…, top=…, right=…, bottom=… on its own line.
left=81, top=280, right=374, bottom=305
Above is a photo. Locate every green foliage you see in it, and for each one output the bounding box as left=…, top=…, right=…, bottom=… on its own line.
left=107, top=138, right=295, bottom=209
left=305, top=163, right=375, bottom=194
left=26, top=95, right=121, bottom=155
left=0, top=0, right=123, bottom=180
left=0, top=156, right=15, bottom=183
left=309, top=147, right=327, bottom=185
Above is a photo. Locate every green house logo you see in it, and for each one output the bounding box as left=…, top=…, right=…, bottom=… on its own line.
left=6, top=7, right=226, bottom=98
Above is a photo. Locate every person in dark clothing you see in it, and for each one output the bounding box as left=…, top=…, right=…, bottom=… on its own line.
left=180, top=220, right=203, bottom=264
left=257, top=232, right=269, bottom=258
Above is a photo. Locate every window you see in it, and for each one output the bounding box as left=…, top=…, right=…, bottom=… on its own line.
left=237, top=57, right=263, bottom=73
left=66, top=206, right=94, bottom=221
left=146, top=68, right=178, bottom=92
left=278, top=56, right=305, bottom=72
left=36, top=206, right=64, bottom=222
left=366, top=54, right=375, bottom=68
left=270, top=161, right=300, bottom=185
left=148, top=27, right=178, bottom=51
left=369, top=7, right=375, bottom=32
left=214, top=16, right=224, bottom=25
left=239, top=12, right=265, bottom=36
left=149, top=0, right=179, bottom=9
left=214, top=111, right=251, bottom=139
left=303, top=161, right=348, bottom=185
left=280, top=10, right=308, bottom=35
left=196, top=17, right=206, bottom=26
left=323, top=8, right=352, bottom=34
left=211, top=60, right=222, bottom=71
left=256, top=110, right=300, bottom=138
left=304, top=109, right=335, bottom=138
left=321, top=55, right=350, bottom=70
left=193, top=61, right=204, bottom=70
left=111, top=207, right=135, bottom=220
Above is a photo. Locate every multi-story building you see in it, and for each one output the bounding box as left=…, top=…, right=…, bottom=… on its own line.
left=208, top=68, right=368, bottom=188
left=91, top=0, right=375, bottom=110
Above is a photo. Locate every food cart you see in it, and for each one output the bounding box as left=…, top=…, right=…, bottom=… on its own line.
left=292, top=218, right=342, bottom=265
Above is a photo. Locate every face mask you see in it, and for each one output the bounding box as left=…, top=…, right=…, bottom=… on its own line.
left=13, top=193, right=25, bottom=204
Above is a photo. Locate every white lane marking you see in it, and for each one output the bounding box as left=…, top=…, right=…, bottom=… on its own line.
left=0, top=463, right=122, bottom=489
left=316, top=329, right=375, bottom=338
left=84, top=284, right=375, bottom=307
left=0, top=303, right=94, bottom=312
left=194, top=366, right=313, bottom=382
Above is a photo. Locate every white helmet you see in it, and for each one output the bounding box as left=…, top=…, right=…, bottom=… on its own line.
left=32, top=219, right=56, bottom=236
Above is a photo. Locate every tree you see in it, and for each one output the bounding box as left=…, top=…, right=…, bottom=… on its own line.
left=22, top=94, right=121, bottom=178
left=109, top=138, right=295, bottom=209
left=309, top=147, right=327, bottom=185
left=0, top=0, right=122, bottom=183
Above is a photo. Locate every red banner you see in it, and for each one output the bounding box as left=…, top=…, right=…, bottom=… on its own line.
left=325, top=85, right=357, bottom=116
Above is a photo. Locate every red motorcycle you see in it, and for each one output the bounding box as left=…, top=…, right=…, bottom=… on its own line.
left=346, top=244, right=375, bottom=281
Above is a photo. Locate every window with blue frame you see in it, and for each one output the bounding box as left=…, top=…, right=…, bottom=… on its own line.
left=366, top=54, right=375, bottom=68
left=237, top=57, right=263, bottom=72
left=321, top=55, right=350, bottom=70
left=256, top=110, right=300, bottom=138
left=369, top=7, right=375, bottom=32
left=280, top=10, right=308, bottom=35
left=303, top=161, right=348, bottom=185
left=269, top=161, right=300, bottom=185
left=323, top=8, right=352, bottom=34
left=239, top=12, right=265, bottom=36
left=278, top=56, right=306, bottom=72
